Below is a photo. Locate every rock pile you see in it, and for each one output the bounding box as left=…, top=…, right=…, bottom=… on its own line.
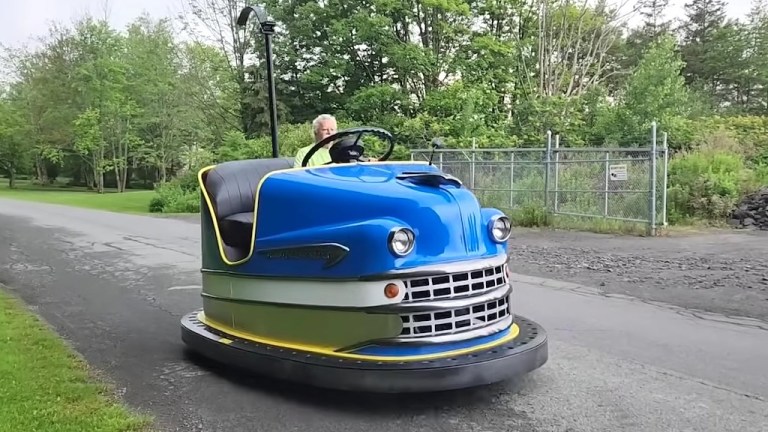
left=729, top=188, right=768, bottom=229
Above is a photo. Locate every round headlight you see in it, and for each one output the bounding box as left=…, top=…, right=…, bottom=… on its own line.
left=489, top=215, right=512, bottom=242
left=388, top=228, right=415, bottom=256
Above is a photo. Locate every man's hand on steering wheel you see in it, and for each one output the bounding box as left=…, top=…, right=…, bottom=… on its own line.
left=300, top=126, right=394, bottom=168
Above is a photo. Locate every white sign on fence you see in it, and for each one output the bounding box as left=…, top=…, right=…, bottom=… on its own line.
left=609, top=164, right=628, bottom=181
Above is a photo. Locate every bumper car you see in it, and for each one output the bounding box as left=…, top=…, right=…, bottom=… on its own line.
left=180, top=126, right=549, bottom=393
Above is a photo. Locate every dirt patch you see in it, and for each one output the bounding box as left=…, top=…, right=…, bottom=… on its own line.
left=507, top=227, right=768, bottom=322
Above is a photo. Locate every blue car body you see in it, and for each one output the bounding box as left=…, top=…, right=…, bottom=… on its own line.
left=183, top=157, right=548, bottom=393
left=200, top=161, right=507, bottom=277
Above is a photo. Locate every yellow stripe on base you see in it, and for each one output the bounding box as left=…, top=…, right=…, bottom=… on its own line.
left=196, top=311, right=520, bottom=362
left=197, top=160, right=431, bottom=266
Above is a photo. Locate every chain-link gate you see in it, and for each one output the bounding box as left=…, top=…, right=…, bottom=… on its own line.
left=410, top=123, right=669, bottom=235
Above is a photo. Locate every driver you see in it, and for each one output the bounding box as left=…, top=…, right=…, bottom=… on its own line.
left=293, top=114, right=337, bottom=168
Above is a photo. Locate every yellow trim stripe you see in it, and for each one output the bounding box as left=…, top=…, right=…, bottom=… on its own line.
left=197, top=160, right=430, bottom=266
left=197, top=311, right=520, bottom=362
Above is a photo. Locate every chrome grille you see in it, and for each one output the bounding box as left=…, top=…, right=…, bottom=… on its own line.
left=402, top=263, right=508, bottom=302
left=399, top=294, right=511, bottom=337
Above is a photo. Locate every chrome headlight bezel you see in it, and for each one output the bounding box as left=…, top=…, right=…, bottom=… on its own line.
left=488, top=215, right=512, bottom=243
left=387, top=227, right=415, bottom=256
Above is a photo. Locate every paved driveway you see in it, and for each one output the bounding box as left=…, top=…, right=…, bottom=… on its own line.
left=1, top=198, right=766, bottom=432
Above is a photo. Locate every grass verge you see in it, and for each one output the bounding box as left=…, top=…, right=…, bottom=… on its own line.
left=0, top=179, right=155, bottom=214
left=504, top=204, right=727, bottom=236
left=0, top=288, right=153, bottom=432
left=505, top=205, right=650, bottom=236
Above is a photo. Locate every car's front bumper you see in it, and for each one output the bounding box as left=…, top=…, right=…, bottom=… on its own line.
left=180, top=310, right=548, bottom=393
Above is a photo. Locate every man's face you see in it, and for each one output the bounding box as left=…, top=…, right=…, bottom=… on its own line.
left=315, top=119, right=337, bottom=146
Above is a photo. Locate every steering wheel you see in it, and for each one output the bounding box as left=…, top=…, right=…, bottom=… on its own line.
left=301, top=126, right=395, bottom=168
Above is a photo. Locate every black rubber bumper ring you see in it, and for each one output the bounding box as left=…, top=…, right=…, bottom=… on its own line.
left=180, top=310, right=548, bottom=393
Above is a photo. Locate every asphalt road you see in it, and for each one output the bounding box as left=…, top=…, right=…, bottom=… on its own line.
left=1, top=198, right=767, bottom=432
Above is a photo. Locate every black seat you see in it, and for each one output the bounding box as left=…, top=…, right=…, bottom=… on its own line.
left=202, top=157, right=294, bottom=249
left=220, top=212, right=253, bottom=248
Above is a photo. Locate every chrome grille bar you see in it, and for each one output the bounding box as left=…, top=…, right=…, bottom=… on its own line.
left=399, top=294, right=511, bottom=338
left=402, top=263, right=508, bottom=303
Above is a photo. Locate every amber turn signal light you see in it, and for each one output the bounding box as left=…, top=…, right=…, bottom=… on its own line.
left=384, top=283, right=400, bottom=299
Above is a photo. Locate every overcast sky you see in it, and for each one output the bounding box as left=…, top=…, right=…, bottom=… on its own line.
left=0, top=0, right=755, bottom=49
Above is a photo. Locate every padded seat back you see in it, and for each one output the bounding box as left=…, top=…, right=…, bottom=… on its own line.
left=203, top=157, right=294, bottom=219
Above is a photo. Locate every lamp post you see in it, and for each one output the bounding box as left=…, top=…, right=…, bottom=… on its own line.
left=237, top=5, right=279, bottom=158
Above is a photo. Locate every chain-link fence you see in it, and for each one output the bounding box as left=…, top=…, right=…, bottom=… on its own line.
left=410, top=124, right=669, bottom=235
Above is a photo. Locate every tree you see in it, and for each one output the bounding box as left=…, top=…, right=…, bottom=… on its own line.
left=0, top=95, right=33, bottom=188
left=741, top=0, right=768, bottom=114
left=536, top=0, right=627, bottom=98
left=679, top=0, right=728, bottom=88
left=600, top=34, right=692, bottom=147
left=638, top=0, right=670, bottom=38
left=176, top=0, right=288, bottom=138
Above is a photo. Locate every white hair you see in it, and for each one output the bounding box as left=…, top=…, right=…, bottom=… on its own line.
left=312, top=114, right=336, bottom=135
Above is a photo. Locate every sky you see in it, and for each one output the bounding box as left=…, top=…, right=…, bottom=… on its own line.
left=0, top=0, right=184, bottom=48
left=0, top=0, right=756, bottom=49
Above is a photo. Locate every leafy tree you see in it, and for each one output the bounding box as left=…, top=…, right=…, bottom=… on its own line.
left=0, top=95, right=33, bottom=187
left=599, top=35, right=692, bottom=147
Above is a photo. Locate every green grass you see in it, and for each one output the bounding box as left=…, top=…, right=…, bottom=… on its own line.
left=504, top=204, right=656, bottom=236
left=0, top=179, right=155, bottom=214
left=0, top=288, right=153, bottom=432
left=505, top=203, right=734, bottom=237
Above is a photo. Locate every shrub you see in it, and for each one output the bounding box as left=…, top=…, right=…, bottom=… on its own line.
left=667, top=131, right=763, bottom=223
left=148, top=169, right=200, bottom=214
left=510, top=204, right=550, bottom=227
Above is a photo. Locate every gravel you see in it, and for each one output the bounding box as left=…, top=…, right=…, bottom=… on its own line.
left=507, top=227, right=768, bottom=323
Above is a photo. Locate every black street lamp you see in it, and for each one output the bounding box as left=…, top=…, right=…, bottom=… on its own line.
left=237, top=5, right=279, bottom=158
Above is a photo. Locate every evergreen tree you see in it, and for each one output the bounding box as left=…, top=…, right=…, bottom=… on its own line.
left=639, top=0, right=671, bottom=38
left=679, top=0, right=728, bottom=91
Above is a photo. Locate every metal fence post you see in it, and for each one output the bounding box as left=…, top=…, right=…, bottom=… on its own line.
left=662, top=132, right=669, bottom=227
left=470, top=138, right=476, bottom=190
left=604, top=151, right=610, bottom=217
left=553, top=134, right=560, bottom=213
left=544, top=130, right=552, bottom=211
left=509, top=152, right=515, bottom=208
left=648, top=122, right=658, bottom=236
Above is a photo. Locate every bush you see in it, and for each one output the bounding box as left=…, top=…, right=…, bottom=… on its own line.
left=667, top=131, right=764, bottom=223
left=510, top=204, right=550, bottom=227
left=148, top=169, right=200, bottom=214
left=694, top=115, right=768, bottom=161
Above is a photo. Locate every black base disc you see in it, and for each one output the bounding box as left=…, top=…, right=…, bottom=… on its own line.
left=180, top=311, right=548, bottom=393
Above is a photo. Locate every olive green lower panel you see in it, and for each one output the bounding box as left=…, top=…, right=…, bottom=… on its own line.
left=202, top=297, right=403, bottom=349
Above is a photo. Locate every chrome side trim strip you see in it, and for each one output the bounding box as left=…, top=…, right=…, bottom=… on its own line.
left=200, top=268, right=359, bottom=282
left=201, top=254, right=510, bottom=282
